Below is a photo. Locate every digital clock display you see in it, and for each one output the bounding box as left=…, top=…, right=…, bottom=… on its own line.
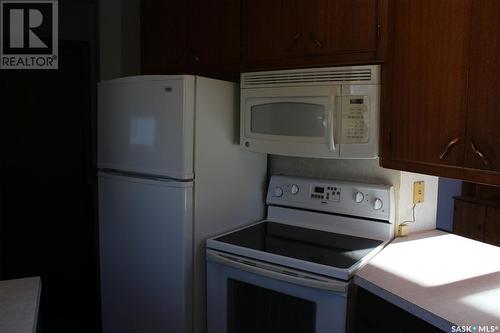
left=314, top=187, right=324, bottom=193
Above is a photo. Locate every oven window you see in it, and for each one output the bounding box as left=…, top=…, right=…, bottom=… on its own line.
left=228, top=279, right=316, bottom=333
left=250, top=102, right=325, bottom=137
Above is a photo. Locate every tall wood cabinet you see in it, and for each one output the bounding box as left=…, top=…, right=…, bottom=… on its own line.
left=381, top=0, right=500, bottom=186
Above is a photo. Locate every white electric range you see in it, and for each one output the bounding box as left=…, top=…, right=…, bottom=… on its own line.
left=206, top=175, right=395, bottom=333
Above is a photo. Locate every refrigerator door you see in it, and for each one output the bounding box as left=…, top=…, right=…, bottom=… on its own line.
left=98, top=172, right=193, bottom=333
left=98, top=76, right=195, bottom=180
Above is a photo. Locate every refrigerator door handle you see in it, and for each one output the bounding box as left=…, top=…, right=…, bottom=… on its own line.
left=98, top=169, right=192, bottom=182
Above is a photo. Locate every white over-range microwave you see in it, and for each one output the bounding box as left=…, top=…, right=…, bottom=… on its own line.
left=240, top=65, right=380, bottom=159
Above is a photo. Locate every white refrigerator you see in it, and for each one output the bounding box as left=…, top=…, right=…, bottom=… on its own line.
left=97, top=75, right=267, bottom=333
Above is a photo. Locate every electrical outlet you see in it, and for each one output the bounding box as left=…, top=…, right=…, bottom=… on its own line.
left=413, top=181, right=425, bottom=204
left=398, top=224, right=410, bottom=237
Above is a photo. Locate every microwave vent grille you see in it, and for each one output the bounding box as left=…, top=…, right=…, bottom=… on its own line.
left=241, top=66, right=379, bottom=88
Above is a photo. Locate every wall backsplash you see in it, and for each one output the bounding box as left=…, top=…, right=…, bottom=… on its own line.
left=269, top=155, right=400, bottom=186
left=269, top=155, right=439, bottom=233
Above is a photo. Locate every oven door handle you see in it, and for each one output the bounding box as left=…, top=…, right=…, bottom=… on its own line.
left=207, top=250, right=348, bottom=293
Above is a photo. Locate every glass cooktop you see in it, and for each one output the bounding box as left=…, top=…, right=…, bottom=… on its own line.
left=214, top=222, right=383, bottom=269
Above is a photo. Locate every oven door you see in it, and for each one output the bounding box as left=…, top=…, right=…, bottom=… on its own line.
left=206, top=250, right=348, bottom=333
left=240, top=86, right=341, bottom=158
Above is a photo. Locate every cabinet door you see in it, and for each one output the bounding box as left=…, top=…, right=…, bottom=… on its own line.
left=141, top=0, right=188, bottom=74
left=188, top=0, right=241, bottom=69
left=464, top=0, right=500, bottom=172
left=383, top=0, right=470, bottom=167
left=245, top=0, right=303, bottom=62
left=484, top=207, right=500, bottom=246
left=303, top=0, right=378, bottom=56
left=453, top=200, right=486, bottom=241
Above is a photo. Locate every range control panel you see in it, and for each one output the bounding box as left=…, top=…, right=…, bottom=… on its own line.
left=310, top=185, right=341, bottom=202
left=267, top=175, right=393, bottom=221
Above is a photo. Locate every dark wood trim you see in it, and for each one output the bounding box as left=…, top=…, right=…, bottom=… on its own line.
left=378, top=0, right=396, bottom=166
left=454, top=196, right=500, bottom=209
left=375, top=0, right=389, bottom=61
left=243, top=54, right=381, bottom=72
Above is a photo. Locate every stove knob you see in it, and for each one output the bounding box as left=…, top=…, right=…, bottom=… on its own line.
left=290, top=184, right=299, bottom=195
left=373, top=198, right=383, bottom=210
left=354, top=192, right=364, bottom=203
left=274, top=186, right=283, bottom=197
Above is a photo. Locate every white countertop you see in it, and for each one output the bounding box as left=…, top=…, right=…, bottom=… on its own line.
left=355, top=230, right=500, bottom=331
left=0, top=277, right=41, bottom=333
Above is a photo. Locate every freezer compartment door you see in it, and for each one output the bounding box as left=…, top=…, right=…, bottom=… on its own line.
left=98, top=76, right=195, bottom=179
left=98, top=172, right=193, bottom=333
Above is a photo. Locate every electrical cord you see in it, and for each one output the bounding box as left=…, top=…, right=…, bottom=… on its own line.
left=401, top=203, right=417, bottom=225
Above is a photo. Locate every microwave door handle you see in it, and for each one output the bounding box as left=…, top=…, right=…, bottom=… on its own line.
left=327, top=101, right=336, bottom=151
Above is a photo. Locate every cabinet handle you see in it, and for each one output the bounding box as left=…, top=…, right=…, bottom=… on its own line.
left=188, top=48, right=200, bottom=62
left=471, top=140, right=490, bottom=165
left=287, top=33, right=302, bottom=51
left=439, top=137, right=459, bottom=160
left=309, top=32, right=324, bottom=49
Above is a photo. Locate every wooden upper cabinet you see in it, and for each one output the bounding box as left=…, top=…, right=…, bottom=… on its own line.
left=141, top=0, right=188, bottom=74
left=142, top=0, right=385, bottom=74
left=464, top=0, right=500, bottom=173
left=189, top=0, right=241, bottom=69
left=245, top=0, right=303, bottom=62
left=381, top=0, right=500, bottom=185
left=303, top=0, right=378, bottom=56
left=382, top=0, right=470, bottom=167
left=244, top=0, right=384, bottom=69
left=142, top=0, right=240, bottom=74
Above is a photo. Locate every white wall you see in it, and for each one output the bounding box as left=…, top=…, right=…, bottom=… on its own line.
left=436, top=178, right=462, bottom=231
left=269, top=156, right=401, bottom=186
left=398, top=171, right=439, bottom=233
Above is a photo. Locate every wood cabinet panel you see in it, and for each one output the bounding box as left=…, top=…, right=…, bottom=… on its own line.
left=381, top=0, right=500, bottom=186
left=245, top=0, right=303, bottom=62
left=453, top=199, right=486, bottom=241
left=453, top=196, right=500, bottom=246
left=303, top=0, right=378, bottom=56
left=244, top=0, right=383, bottom=70
left=141, top=0, right=188, bottom=74
left=484, top=207, right=500, bottom=246
left=384, top=0, right=470, bottom=166
left=464, top=0, right=500, bottom=172
left=142, top=0, right=240, bottom=75
left=142, top=0, right=384, bottom=74
left=189, top=0, right=241, bottom=69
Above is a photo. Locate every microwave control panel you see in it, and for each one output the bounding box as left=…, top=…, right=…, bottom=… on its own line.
left=340, top=95, right=369, bottom=144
